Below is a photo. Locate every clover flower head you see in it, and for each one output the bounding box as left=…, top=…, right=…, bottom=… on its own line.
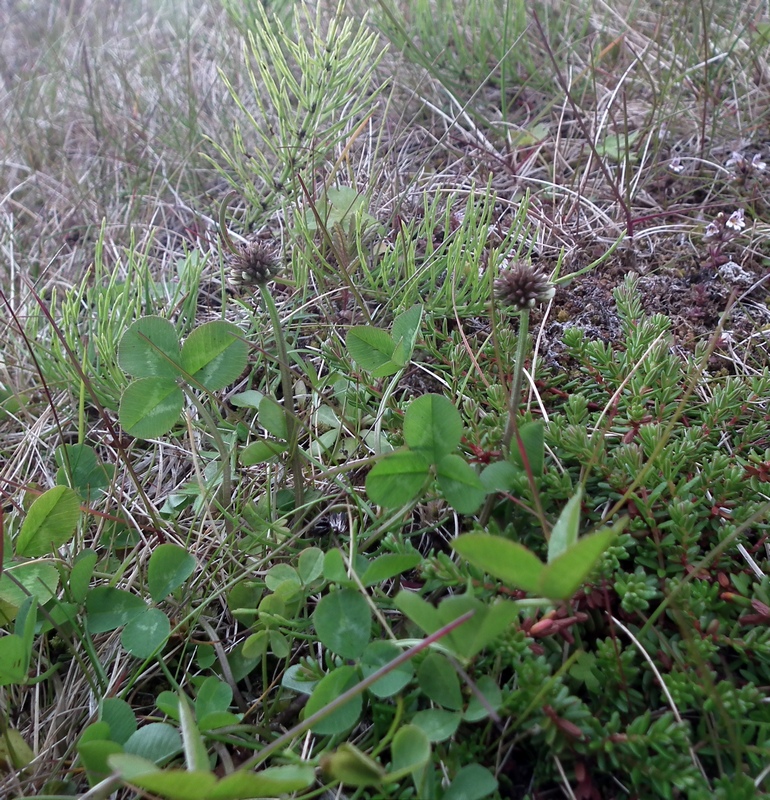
left=494, top=260, right=555, bottom=312
left=228, top=242, right=281, bottom=287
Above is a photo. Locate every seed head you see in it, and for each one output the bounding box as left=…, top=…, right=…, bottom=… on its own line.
left=228, top=242, right=281, bottom=287
left=494, top=260, right=555, bottom=312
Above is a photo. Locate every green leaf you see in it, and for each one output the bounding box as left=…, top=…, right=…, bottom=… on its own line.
left=322, top=743, right=384, bottom=788
left=85, top=587, right=147, bottom=634
left=596, top=130, right=640, bottom=162
left=360, top=640, right=414, bottom=698
left=181, top=321, right=248, bottom=392
left=454, top=521, right=623, bottom=601
left=121, top=608, right=170, bottom=658
left=305, top=186, right=365, bottom=230
left=227, top=581, right=262, bottom=627
left=100, top=698, right=137, bottom=745
left=199, top=711, right=242, bottom=732
left=461, top=599, right=519, bottom=659
left=148, top=544, right=196, bottom=602
left=112, top=762, right=216, bottom=800
left=548, top=490, right=583, bottom=563
left=442, top=764, right=498, bottom=800
left=69, top=549, right=98, bottom=603
left=391, top=304, right=423, bottom=356
left=435, top=454, right=487, bottom=514
left=45, top=601, right=78, bottom=633
left=365, top=449, right=430, bottom=507
left=281, top=663, right=319, bottom=695
left=297, top=547, right=324, bottom=584
left=393, top=591, right=441, bottom=636
left=229, top=389, right=264, bottom=409
left=360, top=553, right=421, bottom=587
left=347, top=327, right=398, bottom=375
left=222, top=641, right=261, bottom=682
left=0, top=727, right=34, bottom=770
left=479, top=460, right=521, bottom=492
left=119, top=377, right=184, bottom=439
left=264, top=563, right=301, bottom=592
left=257, top=396, right=288, bottom=439
left=80, top=740, right=125, bottom=785
left=417, top=652, right=462, bottom=710
left=403, top=394, right=462, bottom=462
left=55, top=444, right=111, bottom=498
left=0, top=562, right=59, bottom=625
left=313, top=588, right=371, bottom=659
left=511, top=420, right=545, bottom=476
left=240, top=439, right=287, bottom=465
left=269, top=630, right=290, bottom=659
left=124, top=722, right=182, bottom=766
left=156, top=691, right=180, bottom=721
left=195, top=677, right=232, bottom=723
left=304, top=665, right=362, bottom=735
left=433, top=594, right=515, bottom=659
left=451, top=533, right=544, bottom=594
left=411, top=708, right=461, bottom=742
left=540, top=521, right=624, bottom=599
left=390, top=337, right=407, bottom=368
left=15, top=596, right=36, bottom=674
left=242, top=630, right=268, bottom=660
left=79, top=721, right=112, bottom=746
left=16, top=485, right=81, bottom=557
left=323, top=548, right=351, bottom=585
left=388, top=724, right=430, bottom=781
left=463, top=675, right=503, bottom=722
left=0, top=635, right=26, bottom=685
left=118, top=316, right=181, bottom=379
left=209, top=765, right=316, bottom=799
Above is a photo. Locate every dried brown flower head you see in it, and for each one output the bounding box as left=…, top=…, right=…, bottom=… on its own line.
left=228, top=242, right=281, bottom=287
left=494, top=260, right=555, bottom=311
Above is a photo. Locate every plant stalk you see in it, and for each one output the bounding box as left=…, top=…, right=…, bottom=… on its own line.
left=478, top=308, right=530, bottom=526
left=260, top=284, right=304, bottom=515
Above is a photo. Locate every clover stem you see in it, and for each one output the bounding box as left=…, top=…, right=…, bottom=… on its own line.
left=501, top=307, right=530, bottom=457
left=478, top=307, right=530, bottom=527
left=183, top=388, right=233, bottom=524
left=260, top=283, right=304, bottom=514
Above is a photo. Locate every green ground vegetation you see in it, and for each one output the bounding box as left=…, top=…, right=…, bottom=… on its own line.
left=2, top=0, right=770, bottom=797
